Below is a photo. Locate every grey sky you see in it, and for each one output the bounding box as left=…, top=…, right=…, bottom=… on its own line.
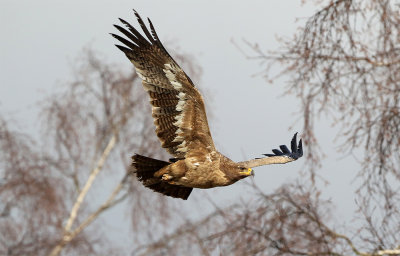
left=1, top=0, right=361, bottom=252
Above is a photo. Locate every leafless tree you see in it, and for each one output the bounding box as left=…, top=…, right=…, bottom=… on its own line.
left=133, top=0, right=400, bottom=255
left=242, top=0, right=400, bottom=254
left=134, top=182, right=399, bottom=256
left=0, top=46, right=201, bottom=256
left=2, top=1, right=399, bottom=255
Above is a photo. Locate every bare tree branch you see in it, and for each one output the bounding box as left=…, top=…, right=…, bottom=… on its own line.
left=0, top=46, right=202, bottom=255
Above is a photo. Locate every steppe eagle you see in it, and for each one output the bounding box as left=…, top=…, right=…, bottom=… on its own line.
left=111, top=10, right=303, bottom=200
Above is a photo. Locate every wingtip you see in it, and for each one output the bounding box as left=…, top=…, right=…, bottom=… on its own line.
left=114, top=44, right=130, bottom=53
left=262, top=154, right=274, bottom=157
left=118, top=18, right=131, bottom=28
left=291, top=132, right=298, bottom=153
left=113, top=24, right=122, bottom=30
left=298, top=139, right=303, bottom=155
left=279, top=145, right=290, bottom=154
left=133, top=9, right=141, bottom=20
left=262, top=133, right=303, bottom=159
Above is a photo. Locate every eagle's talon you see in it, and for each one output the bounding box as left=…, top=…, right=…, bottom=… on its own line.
left=161, top=174, right=173, bottom=181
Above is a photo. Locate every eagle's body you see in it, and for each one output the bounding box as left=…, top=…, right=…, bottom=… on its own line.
left=157, top=152, right=244, bottom=188
left=112, top=10, right=303, bottom=200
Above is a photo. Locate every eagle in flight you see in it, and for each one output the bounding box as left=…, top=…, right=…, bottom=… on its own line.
left=111, top=10, right=303, bottom=200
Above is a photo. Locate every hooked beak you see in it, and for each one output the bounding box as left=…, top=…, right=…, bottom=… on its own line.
left=239, top=168, right=253, bottom=176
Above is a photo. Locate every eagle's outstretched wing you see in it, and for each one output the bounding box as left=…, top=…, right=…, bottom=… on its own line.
left=111, top=10, right=215, bottom=158
left=237, top=133, right=303, bottom=168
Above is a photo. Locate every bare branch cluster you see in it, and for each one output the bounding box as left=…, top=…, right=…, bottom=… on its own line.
left=229, top=0, right=400, bottom=255
left=0, top=46, right=202, bottom=255
left=247, top=0, right=400, bottom=181
left=0, top=117, right=75, bottom=256
left=135, top=182, right=400, bottom=256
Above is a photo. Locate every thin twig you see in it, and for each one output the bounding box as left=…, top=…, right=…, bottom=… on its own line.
left=48, top=133, right=118, bottom=256
left=64, top=133, right=117, bottom=232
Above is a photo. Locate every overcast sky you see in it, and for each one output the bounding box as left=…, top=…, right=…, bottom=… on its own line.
left=0, top=0, right=362, bottom=252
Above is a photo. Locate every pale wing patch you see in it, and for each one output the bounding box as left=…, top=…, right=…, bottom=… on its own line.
left=162, top=63, right=189, bottom=155
left=163, top=63, right=183, bottom=90
left=113, top=13, right=216, bottom=159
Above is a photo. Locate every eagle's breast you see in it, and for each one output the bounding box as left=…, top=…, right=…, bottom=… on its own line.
left=171, top=152, right=232, bottom=188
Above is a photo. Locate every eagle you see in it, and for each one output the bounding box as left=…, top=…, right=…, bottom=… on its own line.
left=111, top=10, right=303, bottom=200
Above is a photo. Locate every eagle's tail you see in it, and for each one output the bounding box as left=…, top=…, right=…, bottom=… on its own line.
left=131, top=154, right=193, bottom=200
left=132, top=154, right=170, bottom=181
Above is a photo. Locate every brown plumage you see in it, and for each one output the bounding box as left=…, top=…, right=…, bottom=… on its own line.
left=111, top=10, right=303, bottom=200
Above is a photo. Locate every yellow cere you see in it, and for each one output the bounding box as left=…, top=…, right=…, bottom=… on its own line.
left=240, top=168, right=253, bottom=176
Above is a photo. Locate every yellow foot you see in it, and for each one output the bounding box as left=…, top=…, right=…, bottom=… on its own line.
left=239, top=168, right=253, bottom=176
left=162, top=174, right=173, bottom=181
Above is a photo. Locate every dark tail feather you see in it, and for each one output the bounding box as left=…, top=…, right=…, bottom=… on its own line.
left=131, top=154, right=193, bottom=200
left=132, top=154, right=170, bottom=181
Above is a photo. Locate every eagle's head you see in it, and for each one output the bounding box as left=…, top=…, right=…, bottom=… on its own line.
left=225, top=164, right=254, bottom=185
left=220, top=156, right=254, bottom=184
left=238, top=166, right=254, bottom=177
